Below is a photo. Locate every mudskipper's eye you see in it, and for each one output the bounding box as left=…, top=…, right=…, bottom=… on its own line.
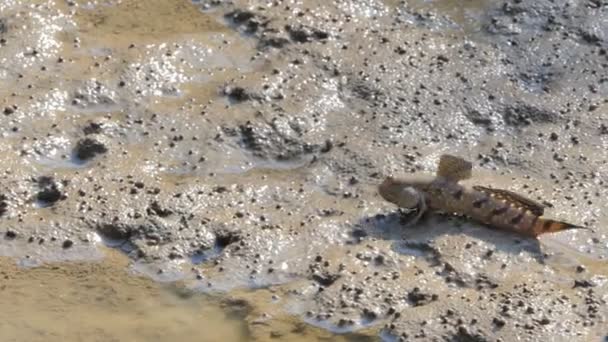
left=399, top=187, right=420, bottom=209
left=402, top=187, right=418, bottom=196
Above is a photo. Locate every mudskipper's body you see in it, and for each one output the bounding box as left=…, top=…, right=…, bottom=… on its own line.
left=378, top=154, right=584, bottom=238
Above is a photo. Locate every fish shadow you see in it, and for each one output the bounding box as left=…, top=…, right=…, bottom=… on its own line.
left=353, top=211, right=545, bottom=263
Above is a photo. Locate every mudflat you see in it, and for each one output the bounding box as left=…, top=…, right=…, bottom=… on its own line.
left=0, top=0, right=606, bottom=341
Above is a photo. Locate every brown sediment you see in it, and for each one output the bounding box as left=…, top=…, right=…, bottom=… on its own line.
left=0, top=248, right=249, bottom=342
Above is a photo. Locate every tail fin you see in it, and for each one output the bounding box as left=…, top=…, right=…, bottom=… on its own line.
left=532, top=217, right=587, bottom=237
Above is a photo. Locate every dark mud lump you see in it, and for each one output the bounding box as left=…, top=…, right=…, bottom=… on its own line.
left=74, top=138, right=108, bottom=161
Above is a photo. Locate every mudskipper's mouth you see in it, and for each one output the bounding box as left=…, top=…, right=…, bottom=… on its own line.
left=378, top=177, right=395, bottom=202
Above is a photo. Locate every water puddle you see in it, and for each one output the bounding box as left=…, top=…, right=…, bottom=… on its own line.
left=388, top=0, right=495, bottom=33
left=0, top=248, right=250, bottom=342
left=0, top=246, right=380, bottom=341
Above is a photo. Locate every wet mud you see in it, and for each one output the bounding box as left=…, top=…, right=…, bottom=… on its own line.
left=0, top=248, right=249, bottom=342
left=1, top=0, right=607, bottom=341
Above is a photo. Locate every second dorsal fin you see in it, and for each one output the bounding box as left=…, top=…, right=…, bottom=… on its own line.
left=472, top=185, right=545, bottom=216
left=436, top=154, right=472, bottom=182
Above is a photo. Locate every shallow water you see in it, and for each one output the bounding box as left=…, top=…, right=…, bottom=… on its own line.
left=0, top=248, right=249, bottom=342
left=0, top=246, right=382, bottom=341
left=385, top=0, right=493, bottom=32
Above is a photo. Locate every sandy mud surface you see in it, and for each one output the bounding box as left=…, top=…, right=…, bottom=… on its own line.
left=0, top=0, right=607, bottom=341
left=0, top=248, right=250, bottom=342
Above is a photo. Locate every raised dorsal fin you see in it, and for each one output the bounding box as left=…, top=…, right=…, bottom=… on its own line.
left=436, top=154, right=472, bottom=182
left=473, top=185, right=545, bottom=216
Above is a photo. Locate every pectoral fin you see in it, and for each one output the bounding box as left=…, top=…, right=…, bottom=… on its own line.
left=409, top=196, right=427, bottom=226
left=437, top=154, right=472, bottom=182
left=399, top=190, right=427, bottom=227
left=473, top=185, right=545, bottom=216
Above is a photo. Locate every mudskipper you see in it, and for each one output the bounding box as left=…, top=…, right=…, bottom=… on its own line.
left=378, top=154, right=585, bottom=238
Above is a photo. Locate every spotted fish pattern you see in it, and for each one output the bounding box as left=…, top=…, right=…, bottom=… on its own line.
left=378, top=154, right=585, bottom=238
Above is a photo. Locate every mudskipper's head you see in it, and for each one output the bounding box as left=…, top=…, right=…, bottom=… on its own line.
left=378, top=176, right=425, bottom=209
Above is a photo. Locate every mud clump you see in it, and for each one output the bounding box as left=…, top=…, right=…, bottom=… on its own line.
left=311, top=272, right=340, bottom=287
left=285, top=25, right=329, bottom=43
left=0, top=194, right=7, bottom=217
left=74, top=138, right=108, bottom=161
left=214, top=229, right=241, bottom=249
left=36, top=177, right=65, bottom=206
left=222, top=85, right=251, bottom=103
left=224, top=8, right=294, bottom=50
left=147, top=201, right=173, bottom=218
left=348, top=79, right=385, bottom=103
left=573, top=279, right=595, bottom=288
left=62, top=239, right=74, bottom=249
left=501, top=104, right=557, bottom=127
left=224, top=9, right=266, bottom=34
left=259, top=36, right=290, bottom=49
left=236, top=120, right=316, bottom=161
left=5, top=229, right=17, bottom=239
left=83, top=122, right=103, bottom=135
left=465, top=109, right=493, bottom=129
left=407, top=287, right=438, bottom=307
left=96, top=222, right=133, bottom=241
left=3, top=106, right=15, bottom=115
left=452, top=326, right=488, bottom=342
